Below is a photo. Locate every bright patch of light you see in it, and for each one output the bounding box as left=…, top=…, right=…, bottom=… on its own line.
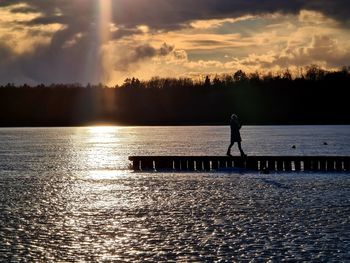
left=89, top=126, right=118, bottom=134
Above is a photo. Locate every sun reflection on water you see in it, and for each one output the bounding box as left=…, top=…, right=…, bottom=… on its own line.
left=72, top=126, right=127, bottom=178
left=84, top=170, right=130, bottom=180
left=88, top=125, right=117, bottom=135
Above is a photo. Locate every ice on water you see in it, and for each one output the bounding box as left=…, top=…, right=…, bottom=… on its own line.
left=0, top=126, right=349, bottom=261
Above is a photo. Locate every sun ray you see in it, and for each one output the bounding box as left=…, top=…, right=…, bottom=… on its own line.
left=99, top=0, right=112, bottom=44
left=81, top=0, right=112, bottom=84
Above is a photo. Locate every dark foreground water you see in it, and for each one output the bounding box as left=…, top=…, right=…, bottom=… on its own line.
left=0, top=126, right=349, bottom=262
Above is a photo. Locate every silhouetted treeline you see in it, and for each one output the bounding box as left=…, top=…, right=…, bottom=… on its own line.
left=0, top=65, right=350, bottom=126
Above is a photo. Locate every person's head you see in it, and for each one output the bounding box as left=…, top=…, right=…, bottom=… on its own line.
left=231, top=114, right=238, bottom=120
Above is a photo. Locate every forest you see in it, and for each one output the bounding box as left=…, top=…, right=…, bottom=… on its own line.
left=0, top=65, right=349, bottom=126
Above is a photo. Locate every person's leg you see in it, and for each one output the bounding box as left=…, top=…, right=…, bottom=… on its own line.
left=237, top=141, right=246, bottom=156
left=227, top=142, right=234, bottom=156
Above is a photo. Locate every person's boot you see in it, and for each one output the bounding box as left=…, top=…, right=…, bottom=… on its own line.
left=240, top=152, right=247, bottom=158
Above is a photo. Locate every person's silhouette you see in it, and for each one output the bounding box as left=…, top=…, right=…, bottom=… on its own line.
left=226, top=114, right=246, bottom=157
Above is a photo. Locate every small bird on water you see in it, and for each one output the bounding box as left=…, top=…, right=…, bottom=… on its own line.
left=292, top=145, right=296, bottom=149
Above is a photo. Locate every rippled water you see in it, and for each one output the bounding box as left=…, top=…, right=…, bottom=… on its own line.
left=0, top=126, right=350, bottom=261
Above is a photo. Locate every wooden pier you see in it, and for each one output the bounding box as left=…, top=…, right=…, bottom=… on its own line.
left=129, top=156, right=350, bottom=172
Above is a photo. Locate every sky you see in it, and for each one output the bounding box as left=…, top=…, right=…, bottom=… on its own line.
left=0, top=0, right=349, bottom=85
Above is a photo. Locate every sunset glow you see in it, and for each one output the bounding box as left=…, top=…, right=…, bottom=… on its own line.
left=0, top=1, right=349, bottom=85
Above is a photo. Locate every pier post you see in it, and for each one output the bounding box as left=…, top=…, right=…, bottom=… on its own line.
left=141, top=160, right=154, bottom=171
left=132, top=160, right=140, bottom=171
left=211, top=160, right=219, bottom=170
left=312, top=159, right=319, bottom=171
left=180, top=160, right=188, bottom=171
left=173, top=159, right=182, bottom=170
left=246, top=159, right=258, bottom=170
left=276, top=160, right=284, bottom=171
left=284, top=160, right=292, bottom=171
left=218, top=160, right=227, bottom=169
left=269, top=159, right=276, bottom=171
left=304, top=160, right=312, bottom=171
left=327, top=159, right=335, bottom=171
left=294, top=160, right=301, bottom=171
left=335, top=159, right=343, bottom=171
left=319, top=159, right=327, bottom=171
left=346, top=159, right=350, bottom=172
left=234, top=158, right=245, bottom=169
left=188, top=160, right=195, bottom=171
left=260, top=159, right=268, bottom=171
left=203, top=159, right=211, bottom=171
left=228, top=160, right=235, bottom=168
left=155, top=159, right=174, bottom=171
left=194, top=159, right=203, bottom=171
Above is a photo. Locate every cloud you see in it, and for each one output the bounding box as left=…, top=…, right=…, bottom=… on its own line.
left=183, top=34, right=350, bottom=75
left=276, top=35, right=350, bottom=68
left=108, top=0, right=350, bottom=29
left=3, top=1, right=350, bottom=29
left=10, top=5, right=38, bottom=14
left=190, top=15, right=256, bottom=29
left=114, top=43, right=175, bottom=71
left=0, top=0, right=349, bottom=84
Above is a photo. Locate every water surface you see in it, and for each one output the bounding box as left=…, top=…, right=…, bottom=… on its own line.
left=0, top=126, right=349, bottom=261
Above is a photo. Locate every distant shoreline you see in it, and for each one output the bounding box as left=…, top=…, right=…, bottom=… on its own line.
left=1, top=123, right=350, bottom=128
left=1, top=68, right=349, bottom=126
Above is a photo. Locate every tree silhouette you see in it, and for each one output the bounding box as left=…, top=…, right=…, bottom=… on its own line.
left=233, top=70, right=248, bottom=82
left=0, top=65, right=349, bottom=126
left=204, top=76, right=211, bottom=87
left=305, top=64, right=325, bottom=81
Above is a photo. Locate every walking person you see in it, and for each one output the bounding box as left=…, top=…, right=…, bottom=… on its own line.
left=227, top=114, right=247, bottom=157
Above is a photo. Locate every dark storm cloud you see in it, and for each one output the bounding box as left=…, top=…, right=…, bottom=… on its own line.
left=24, top=15, right=69, bottom=26
left=115, top=43, right=174, bottom=71
left=111, top=27, right=145, bottom=40
left=303, top=0, right=350, bottom=24
left=5, top=0, right=350, bottom=29
left=10, top=6, right=38, bottom=14
left=115, top=0, right=349, bottom=28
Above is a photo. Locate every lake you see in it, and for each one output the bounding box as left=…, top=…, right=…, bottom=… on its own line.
left=0, top=126, right=349, bottom=261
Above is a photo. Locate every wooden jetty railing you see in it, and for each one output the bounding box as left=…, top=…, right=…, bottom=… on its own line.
left=129, top=156, right=350, bottom=172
